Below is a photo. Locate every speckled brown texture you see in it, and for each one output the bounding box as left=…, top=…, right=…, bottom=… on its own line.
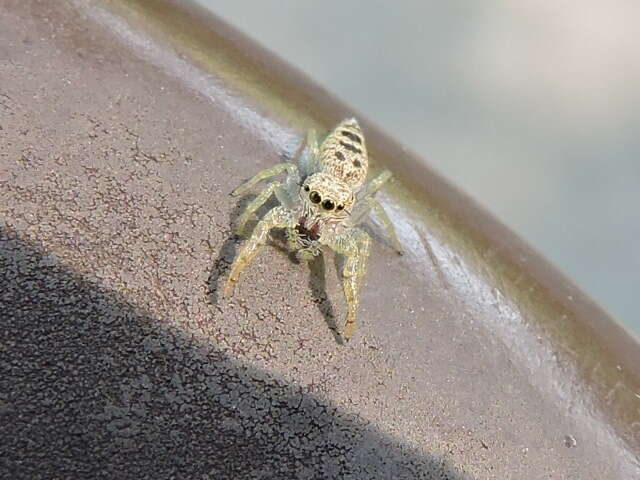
left=1, top=1, right=639, bottom=479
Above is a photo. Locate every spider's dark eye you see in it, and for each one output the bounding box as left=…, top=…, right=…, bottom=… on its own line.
left=309, top=191, right=321, bottom=204
left=322, top=199, right=335, bottom=211
left=336, top=204, right=344, bottom=211
left=303, top=184, right=310, bottom=192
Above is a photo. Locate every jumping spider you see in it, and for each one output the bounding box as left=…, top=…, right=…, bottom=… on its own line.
left=223, top=118, right=403, bottom=341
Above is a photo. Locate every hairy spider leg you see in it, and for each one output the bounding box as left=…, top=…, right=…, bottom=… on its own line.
left=231, top=162, right=299, bottom=197
left=350, top=170, right=403, bottom=254
left=232, top=163, right=300, bottom=236
left=361, top=169, right=392, bottom=197
left=363, top=198, right=404, bottom=255
left=305, top=128, right=320, bottom=173
left=224, top=206, right=296, bottom=297
left=235, top=182, right=281, bottom=237
left=327, top=229, right=371, bottom=341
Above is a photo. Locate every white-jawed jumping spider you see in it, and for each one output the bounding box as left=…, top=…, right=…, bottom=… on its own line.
left=223, top=118, right=403, bottom=341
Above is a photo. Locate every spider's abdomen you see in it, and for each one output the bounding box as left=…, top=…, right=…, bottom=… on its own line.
left=319, top=118, right=368, bottom=189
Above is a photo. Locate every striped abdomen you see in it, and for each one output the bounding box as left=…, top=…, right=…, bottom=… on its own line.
left=318, top=118, right=368, bottom=189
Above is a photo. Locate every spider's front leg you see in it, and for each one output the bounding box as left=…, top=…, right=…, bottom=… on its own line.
left=231, top=163, right=299, bottom=236
left=224, top=206, right=295, bottom=297
left=235, top=181, right=281, bottom=237
left=231, top=162, right=298, bottom=197
left=327, top=229, right=371, bottom=341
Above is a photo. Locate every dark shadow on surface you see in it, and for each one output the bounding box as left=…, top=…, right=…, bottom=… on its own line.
left=307, top=253, right=343, bottom=345
left=0, top=229, right=470, bottom=479
left=207, top=233, right=239, bottom=305
left=207, top=194, right=255, bottom=304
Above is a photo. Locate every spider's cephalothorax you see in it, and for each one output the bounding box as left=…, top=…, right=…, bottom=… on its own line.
left=223, top=118, right=403, bottom=342
left=295, top=172, right=353, bottom=246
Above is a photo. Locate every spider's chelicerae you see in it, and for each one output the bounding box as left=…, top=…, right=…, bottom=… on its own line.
left=223, top=118, right=403, bottom=341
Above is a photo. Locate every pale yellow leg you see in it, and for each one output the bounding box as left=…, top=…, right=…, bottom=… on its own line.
left=224, top=207, right=295, bottom=297
left=235, top=182, right=280, bottom=236
left=350, top=170, right=402, bottom=254
left=362, top=169, right=392, bottom=197
left=367, top=198, right=404, bottom=255
left=307, top=129, right=320, bottom=159
left=231, top=163, right=298, bottom=197
left=303, top=129, right=321, bottom=174
left=327, top=229, right=371, bottom=341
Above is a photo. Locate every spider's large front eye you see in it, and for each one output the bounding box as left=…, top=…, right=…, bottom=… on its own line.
left=322, top=199, right=335, bottom=211
left=309, top=191, right=321, bottom=204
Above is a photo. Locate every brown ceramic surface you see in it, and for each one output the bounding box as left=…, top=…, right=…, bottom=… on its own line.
left=1, top=1, right=639, bottom=478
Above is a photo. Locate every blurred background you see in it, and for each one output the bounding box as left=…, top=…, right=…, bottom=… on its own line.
left=196, top=0, right=640, bottom=335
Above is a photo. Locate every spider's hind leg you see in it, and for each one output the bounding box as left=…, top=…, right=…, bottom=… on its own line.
left=364, top=198, right=403, bottom=255
left=307, top=129, right=320, bottom=159
left=351, top=170, right=403, bottom=254
left=298, top=128, right=321, bottom=175
left=361, top=169, right=392, bottom=198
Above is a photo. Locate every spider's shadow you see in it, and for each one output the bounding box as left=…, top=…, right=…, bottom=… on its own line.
left=267, top=230, right=344, bottom=345
left=307, top=253, right=344, bottom=345
left=207, top=194, right=257, bottom=305
left=263, top=243, right=344, bottom=346
left=207, top=193, right=344, bottom=345
left=267, top=239, right=345, bottom=345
